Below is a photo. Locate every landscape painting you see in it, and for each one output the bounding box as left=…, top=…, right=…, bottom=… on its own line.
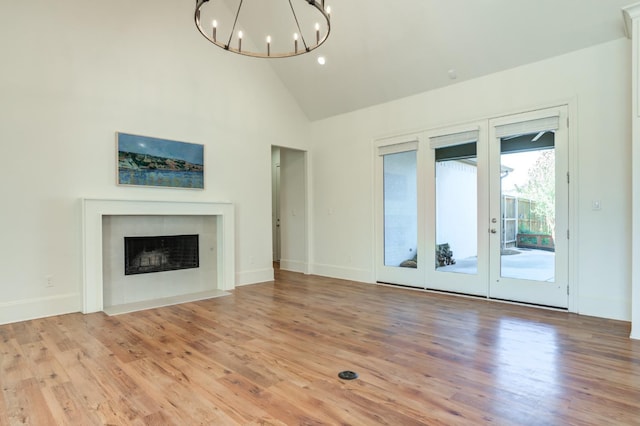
left=117, top=133, right=204, bottom=189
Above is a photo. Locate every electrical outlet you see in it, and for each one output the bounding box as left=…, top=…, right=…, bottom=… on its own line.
left=45, top=275, right=54, bottom=288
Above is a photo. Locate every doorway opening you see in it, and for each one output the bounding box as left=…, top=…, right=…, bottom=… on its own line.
left=271, top=146, right=308, bottom=273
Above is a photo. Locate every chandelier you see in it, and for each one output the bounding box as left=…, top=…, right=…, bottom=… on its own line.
left=194, top=0, right=332, bottom=59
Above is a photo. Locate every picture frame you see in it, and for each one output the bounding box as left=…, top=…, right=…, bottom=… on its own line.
left=117, top=132, right=204, bottom=189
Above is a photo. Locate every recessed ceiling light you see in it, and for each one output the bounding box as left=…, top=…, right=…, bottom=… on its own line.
left=317, top=56, right=326, bottom=65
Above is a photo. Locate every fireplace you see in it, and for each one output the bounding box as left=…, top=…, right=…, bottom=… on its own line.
left=125, top=234, right=199, bottom=275
left=81, top=199, right=236, bottom=314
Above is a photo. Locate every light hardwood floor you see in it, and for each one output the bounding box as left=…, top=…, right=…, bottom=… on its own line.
left=1, top=269, right=640, bottom=425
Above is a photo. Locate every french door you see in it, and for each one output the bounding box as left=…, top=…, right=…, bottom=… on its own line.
left=376, top=106, right=569, bottom=308
left=375, top=138, right=424, bottom=287
left=425, top=123, right=489, bottom=296
left=487, top=108, right=568, bottom=307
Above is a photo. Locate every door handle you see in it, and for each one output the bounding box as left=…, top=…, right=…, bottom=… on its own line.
left=490, top=228, right=497, bottom=234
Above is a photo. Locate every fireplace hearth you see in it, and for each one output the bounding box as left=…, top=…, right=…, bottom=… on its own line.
left=125, top=234, right=199, bottom=275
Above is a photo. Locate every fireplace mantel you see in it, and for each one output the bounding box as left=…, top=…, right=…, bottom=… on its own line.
left=81, top=198, right=235, bottom=313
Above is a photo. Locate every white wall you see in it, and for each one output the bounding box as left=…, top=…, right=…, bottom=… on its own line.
left=0, top=0, right=310, bottom=324
left=310, top=39, right=632, bottom=321
left=0, top=1, right=633, bottom=325
left=279, top=148, right=308, bottom=273
left=623, top=4, right=640, bottom=339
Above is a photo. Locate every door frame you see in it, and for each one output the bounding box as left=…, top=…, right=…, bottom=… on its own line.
left=272, top=146, right=281, bottom=262
left=272, top=145, right=310, bottom=274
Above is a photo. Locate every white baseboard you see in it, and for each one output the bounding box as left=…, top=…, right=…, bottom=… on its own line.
left=578, top=296, right=631, bottom=322
left=0, top=293, right=81, bottom=325
left=279, top=259, right=307, bottom=274
left=310, top=263, right=373, bottom=283
left=236, top=268, right=274, bottom=286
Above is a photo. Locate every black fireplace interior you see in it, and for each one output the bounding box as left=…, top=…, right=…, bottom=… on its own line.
left=124, top=234, right=199, bottom=275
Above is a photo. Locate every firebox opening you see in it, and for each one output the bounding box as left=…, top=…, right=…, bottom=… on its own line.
left=124, top=234, right=199, bottom=275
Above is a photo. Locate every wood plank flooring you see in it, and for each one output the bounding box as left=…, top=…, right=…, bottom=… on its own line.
left=1, top=269, right=640, bottom=425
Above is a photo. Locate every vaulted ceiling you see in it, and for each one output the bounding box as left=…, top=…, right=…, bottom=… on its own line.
left=209, top=1, right=633, bottom=121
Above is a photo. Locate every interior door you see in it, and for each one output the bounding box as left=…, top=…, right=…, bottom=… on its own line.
left=488, top=107, right=569, bottom=308
left=274, top=164, right=281, bottom=261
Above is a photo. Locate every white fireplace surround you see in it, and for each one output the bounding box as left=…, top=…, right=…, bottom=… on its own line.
left=82, top=198, right=235, bottom=313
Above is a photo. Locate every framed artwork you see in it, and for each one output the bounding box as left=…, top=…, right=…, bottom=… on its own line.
left=117, top=132, right=204, bottom=189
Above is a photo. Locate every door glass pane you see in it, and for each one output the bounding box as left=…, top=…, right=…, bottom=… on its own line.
left=500, top=132, right=555, bottom=282
left=383, top=150, right=417, bottom=268
left=435, top=142, right=478, bottom=274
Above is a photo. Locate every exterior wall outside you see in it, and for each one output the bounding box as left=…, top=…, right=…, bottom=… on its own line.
left=383, top=151, right=418, bottom=267
left=436, top=161, right=478, bottom=260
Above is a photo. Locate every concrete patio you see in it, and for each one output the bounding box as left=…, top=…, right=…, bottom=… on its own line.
left=438, top=248, right=555, bottom=282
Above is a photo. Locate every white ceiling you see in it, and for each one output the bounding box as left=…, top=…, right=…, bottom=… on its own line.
left=215, top=1, right=633, bottom=121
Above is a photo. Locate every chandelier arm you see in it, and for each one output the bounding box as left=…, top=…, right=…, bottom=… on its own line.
left=288, top=0, right=309, bottom=51
left=227, top=0, right=245, bottom=49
